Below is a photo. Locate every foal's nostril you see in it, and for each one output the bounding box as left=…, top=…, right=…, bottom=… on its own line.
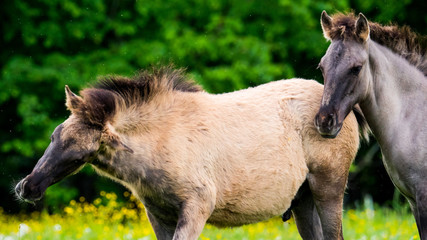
left=15, top=182, right=21, bottom=195
left=15, top=179, right=30, bottom=197
left=15, top=180, right=24, bottom=197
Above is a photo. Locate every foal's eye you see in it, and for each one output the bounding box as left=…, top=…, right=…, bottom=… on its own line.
left=350, top=66, right=362, bottom=75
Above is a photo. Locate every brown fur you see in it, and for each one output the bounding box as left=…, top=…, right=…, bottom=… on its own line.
left=324, top=12, right=427, bottom=75
left=67, top=66, right=202, bottom=127
left=18, top=66, right=366, bottom=240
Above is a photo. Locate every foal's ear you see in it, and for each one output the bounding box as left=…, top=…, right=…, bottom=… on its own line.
left=356, top=13, right=370, bottom=42
left=320, top=10, right=333, bottom=40
left=101, top=122, right=134, bottom=154
left=65, top=85, right=84, bottom=112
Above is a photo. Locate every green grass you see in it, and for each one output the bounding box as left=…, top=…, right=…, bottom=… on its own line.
left=0, top=192, right=418, bottom=240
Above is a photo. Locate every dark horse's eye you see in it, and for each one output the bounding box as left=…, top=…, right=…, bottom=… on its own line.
left=350, top=66, right=362, bottom=75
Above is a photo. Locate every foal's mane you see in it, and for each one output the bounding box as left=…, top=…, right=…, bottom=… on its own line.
left=328, top=12, right=427, bottom=75
left=95, top=66, right=201, bottom=102
left=76, top=66, right=202, bottom=126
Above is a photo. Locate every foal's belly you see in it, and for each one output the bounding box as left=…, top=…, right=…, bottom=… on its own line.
left=208, top=168, right=308, bottom=227
left=208, top=209, right=281, bottom=227
left=207, top=204, right=287, bottom=227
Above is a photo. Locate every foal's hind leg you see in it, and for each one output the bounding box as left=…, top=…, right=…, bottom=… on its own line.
left=291, top=181, right=323, bottom=240
left=308, top=172, right=347, bottom=240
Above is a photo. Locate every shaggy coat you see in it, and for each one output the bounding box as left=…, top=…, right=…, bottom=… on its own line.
left=16, top=67, right=365, bottom=240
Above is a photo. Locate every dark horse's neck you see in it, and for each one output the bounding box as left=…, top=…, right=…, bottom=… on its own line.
left=360, top=40, right=427, bottom=148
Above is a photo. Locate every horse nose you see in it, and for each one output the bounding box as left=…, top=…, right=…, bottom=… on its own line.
left=315, top=112, right=336, bottom=132
left=325, top=113, right=336, bottom=129
left=15, top=179, right=26, bottom=197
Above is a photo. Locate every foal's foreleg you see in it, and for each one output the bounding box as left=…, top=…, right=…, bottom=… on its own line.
left=172, top=199, right=214, bottom=240
left=146, top=210, right=175, bottom=240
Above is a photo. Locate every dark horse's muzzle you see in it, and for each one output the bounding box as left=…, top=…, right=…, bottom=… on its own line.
left=314, top=108, right=342, bottom=138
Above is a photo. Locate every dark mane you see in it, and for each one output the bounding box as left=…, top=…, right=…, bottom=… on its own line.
left=76, top=66, right=202, bottom=126
left=95, top=66, right=201, bottom=102
left=329, top=13, right=427, bottom=75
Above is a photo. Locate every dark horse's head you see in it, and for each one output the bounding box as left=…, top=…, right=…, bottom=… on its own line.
left=314, top=11, right=371, bottom=138
left=15, top=86, right=132, bottom=203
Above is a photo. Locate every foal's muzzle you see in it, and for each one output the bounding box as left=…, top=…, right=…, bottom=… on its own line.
left=314, top=111, right=342, bottom=138
left=15, top=175, right=49, bottom=203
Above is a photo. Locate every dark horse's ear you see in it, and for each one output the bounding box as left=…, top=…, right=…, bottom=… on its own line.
left=356, top=13, right=370, bottom=42
left=320, top=10, right=333, bottom=40
left=101, top=122, right=134, bottom=154
left=65, top=85, right=84, bottom=113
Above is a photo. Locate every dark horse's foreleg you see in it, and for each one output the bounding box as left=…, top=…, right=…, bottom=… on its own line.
left=291, top=180, right=323, bottom=240
left=414, top=188, right=427, bottom=240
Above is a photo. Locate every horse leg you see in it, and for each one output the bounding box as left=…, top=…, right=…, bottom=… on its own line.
left=172, top=199, right=213, bottom=240
left=146, top=210, right=175, bottom=240
left=291, top=180, right=323, bottom=240
left=415, top=188, right=427, bottom=240
left=308, top=173, right=347, bottom=240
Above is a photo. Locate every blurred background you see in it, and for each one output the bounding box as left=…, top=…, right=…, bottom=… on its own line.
left=1, top=0, right=426, bottom=214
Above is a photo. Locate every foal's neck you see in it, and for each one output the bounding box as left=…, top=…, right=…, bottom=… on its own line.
left=361, top=41, right=427, bottom=143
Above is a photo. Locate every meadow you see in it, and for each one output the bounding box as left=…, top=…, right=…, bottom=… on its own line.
left=0, top=192, right=418, bottom=240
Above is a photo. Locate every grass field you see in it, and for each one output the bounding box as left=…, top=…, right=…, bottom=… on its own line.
left=0, top=192, right=418, bottom=240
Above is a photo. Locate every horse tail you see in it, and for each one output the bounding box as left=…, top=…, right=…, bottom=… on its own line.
left=352, top=104, right=371, bottom=142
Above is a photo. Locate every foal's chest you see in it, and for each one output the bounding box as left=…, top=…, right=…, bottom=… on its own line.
left=142, top=195, right=181, bottom=225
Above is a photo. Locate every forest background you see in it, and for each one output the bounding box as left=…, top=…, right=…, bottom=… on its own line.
left=1, top=0, right=426, bottom=213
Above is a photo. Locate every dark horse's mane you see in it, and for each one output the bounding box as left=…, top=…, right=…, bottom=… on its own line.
left=75, top=66, right=202, bottom=126
left=328, top=13, right=427, bottom=76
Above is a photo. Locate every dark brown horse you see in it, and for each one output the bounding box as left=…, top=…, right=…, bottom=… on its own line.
left=16, top=66, right=367, bottom=239
left=315, top=11, right=427, bottom=239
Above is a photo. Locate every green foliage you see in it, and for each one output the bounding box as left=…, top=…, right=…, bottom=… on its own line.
left=44, top=184, right=79, bottom=209
left=1, top=0, right=426, bottom=212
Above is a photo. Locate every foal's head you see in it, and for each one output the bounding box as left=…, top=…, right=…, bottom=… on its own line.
left=315, top=11, right=371, bottom=138
left=15, top=67, right=199, bottom=203
left=15, top=86, right=131, bottom=203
